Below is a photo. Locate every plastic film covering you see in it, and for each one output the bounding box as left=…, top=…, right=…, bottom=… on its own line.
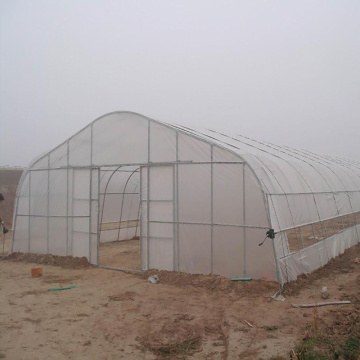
left=92, top=113, right=148, bottom=166
left=175, top=127, right=360, bottom=230
left=49, top=170, right=67, bottom=216
left=30, top=170, right=48, bottom=216
left=178, top=164, right=211, bottom=223
left=277, top=225, right=360, bottom=283
left=179, top=224, right=211, bottom=274
left=12, top=111, right=360, bottom=284
left=49, top=218, right=67, bottom=255
left=69, top=126, right=91, bottom=167
left=212, top=226, right=243, bottom=278
left=147, top=166, right=174, bottom=271
left=149, top=122, right=176, bottom=162
left=49, top=142, right=67, bottom=168
left=213, top=164, right=243, bottom=225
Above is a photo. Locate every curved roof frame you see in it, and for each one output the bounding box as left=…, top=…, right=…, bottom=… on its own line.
left=16, top=111, right=360, bottom=238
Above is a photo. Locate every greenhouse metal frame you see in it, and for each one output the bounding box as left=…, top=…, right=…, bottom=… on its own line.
left=12, top=112, right=360, bottom=285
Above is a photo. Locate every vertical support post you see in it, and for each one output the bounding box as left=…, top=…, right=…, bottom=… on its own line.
left=347, top=194, right=360, bottom=244
left=11, top=173, right=21, bottom=253
left=135, top=191, right=141, bottom=237
left=47, top=155, right=50, bottom=253
left=97, top=168, right=100, bottom=265
left=146, top=120, right=150, bottom=270
left=89, top=168, right=92, bottom=262
left=176, top=131, right=179, bottom=271
left=66, top=141, right=69, bottom=255
left=267, top=193, right=283, bottom=287
left=210, top=145, right=214, bottom=274
left=89, top=124, right=93, bottom=262
left=139, top=167, right=143, bottom=270
left=242, top=163, right=246, bottom=277
left=28, top=171, right=31, bottom=253
left=71, top=169, right=74, bottom=256
left=172, top=165, right=176, bottom=271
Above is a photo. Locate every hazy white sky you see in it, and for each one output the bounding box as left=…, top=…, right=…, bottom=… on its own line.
left=0, top=0, right=359, bottom=166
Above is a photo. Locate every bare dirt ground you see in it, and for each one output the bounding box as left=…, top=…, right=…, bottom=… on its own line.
left=1, top=236, right=360, bottom=359
left=99, top=239, right=140, bottom=270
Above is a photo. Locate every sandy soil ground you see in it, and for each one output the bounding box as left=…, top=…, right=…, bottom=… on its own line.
left=99, top=239, right=140, bottom=270
left=1, top=241, right=360, bottom=360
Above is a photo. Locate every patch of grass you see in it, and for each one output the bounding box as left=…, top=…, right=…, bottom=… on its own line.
left=296, top=334, right=337, bottom=360
left=296, top=332, right=360, bottom=360
left=342, top=335, right=360, bottom=360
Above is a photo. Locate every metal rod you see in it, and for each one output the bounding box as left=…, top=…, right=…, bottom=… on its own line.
left=100, top=169, right=140, bottom=173
left=267, top=190, right=360, bottom=196
left=28, top=171, right=31, bottom=252
left=173, top=164, right=176, bottom=271
left=243, top=163, right=246, bottom=277
left=89, top=171, right=93, bottom=262
left=176, top=131, right=180, bottom=271
left=27, top=111, right=246, bottom=172
left=66, top=140, right=69, bottom=256
left=135, top=194, right=141, bottom=237
left=210, top=145, right=214, bottom=274
left=99, top=192, right=140, bottom=195
left=146, top=119, right=150, bottom=270
left=124, top=179, right=139, bottom=239
left=116, top=168, right=139, bottom=241
left=16, top=214, right=91, bottom=218
left=97, top=168, right=100, bottom=265
left=47, top=156, right=50, bottom=253
left=139, top=166, right=143, bottom=270
left=27, top=160, right=246, bottom=171
left=143, top=199, right=173, bottom=203
left=71, top=169, right=74, bottom=255
left=147, top=220, right=268, bottom=229
left=99, top=164, right=123, bottom=243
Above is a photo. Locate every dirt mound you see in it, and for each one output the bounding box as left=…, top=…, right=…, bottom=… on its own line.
left=139, top=269, right=278, bottom=296
left=0, top=169, right=23, bottom=228
left=5, top=252, right=90, bottom=269
left=283, top=242, right=360, bottom=296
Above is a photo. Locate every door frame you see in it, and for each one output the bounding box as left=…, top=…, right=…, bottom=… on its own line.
left=140, top=164, right=175, bottom=271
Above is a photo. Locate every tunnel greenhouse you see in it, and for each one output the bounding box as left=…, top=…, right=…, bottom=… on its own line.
left=12, top=112, right=360, bottom=285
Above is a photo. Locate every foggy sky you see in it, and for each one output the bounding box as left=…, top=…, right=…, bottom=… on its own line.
left=0, top=0, right=359, bottom=166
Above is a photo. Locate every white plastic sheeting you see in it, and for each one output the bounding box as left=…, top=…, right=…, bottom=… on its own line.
left=12, top=112, right=360, bottom=284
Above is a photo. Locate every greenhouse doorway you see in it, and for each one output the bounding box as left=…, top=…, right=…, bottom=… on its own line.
left=98, top=165, right=141, bottom=271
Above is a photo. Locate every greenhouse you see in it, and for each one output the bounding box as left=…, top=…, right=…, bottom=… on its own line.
left=11, top=112, right=360, bottom=285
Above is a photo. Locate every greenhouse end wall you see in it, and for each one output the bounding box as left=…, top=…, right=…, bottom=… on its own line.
left=12, top=112, right=278, bottom=282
